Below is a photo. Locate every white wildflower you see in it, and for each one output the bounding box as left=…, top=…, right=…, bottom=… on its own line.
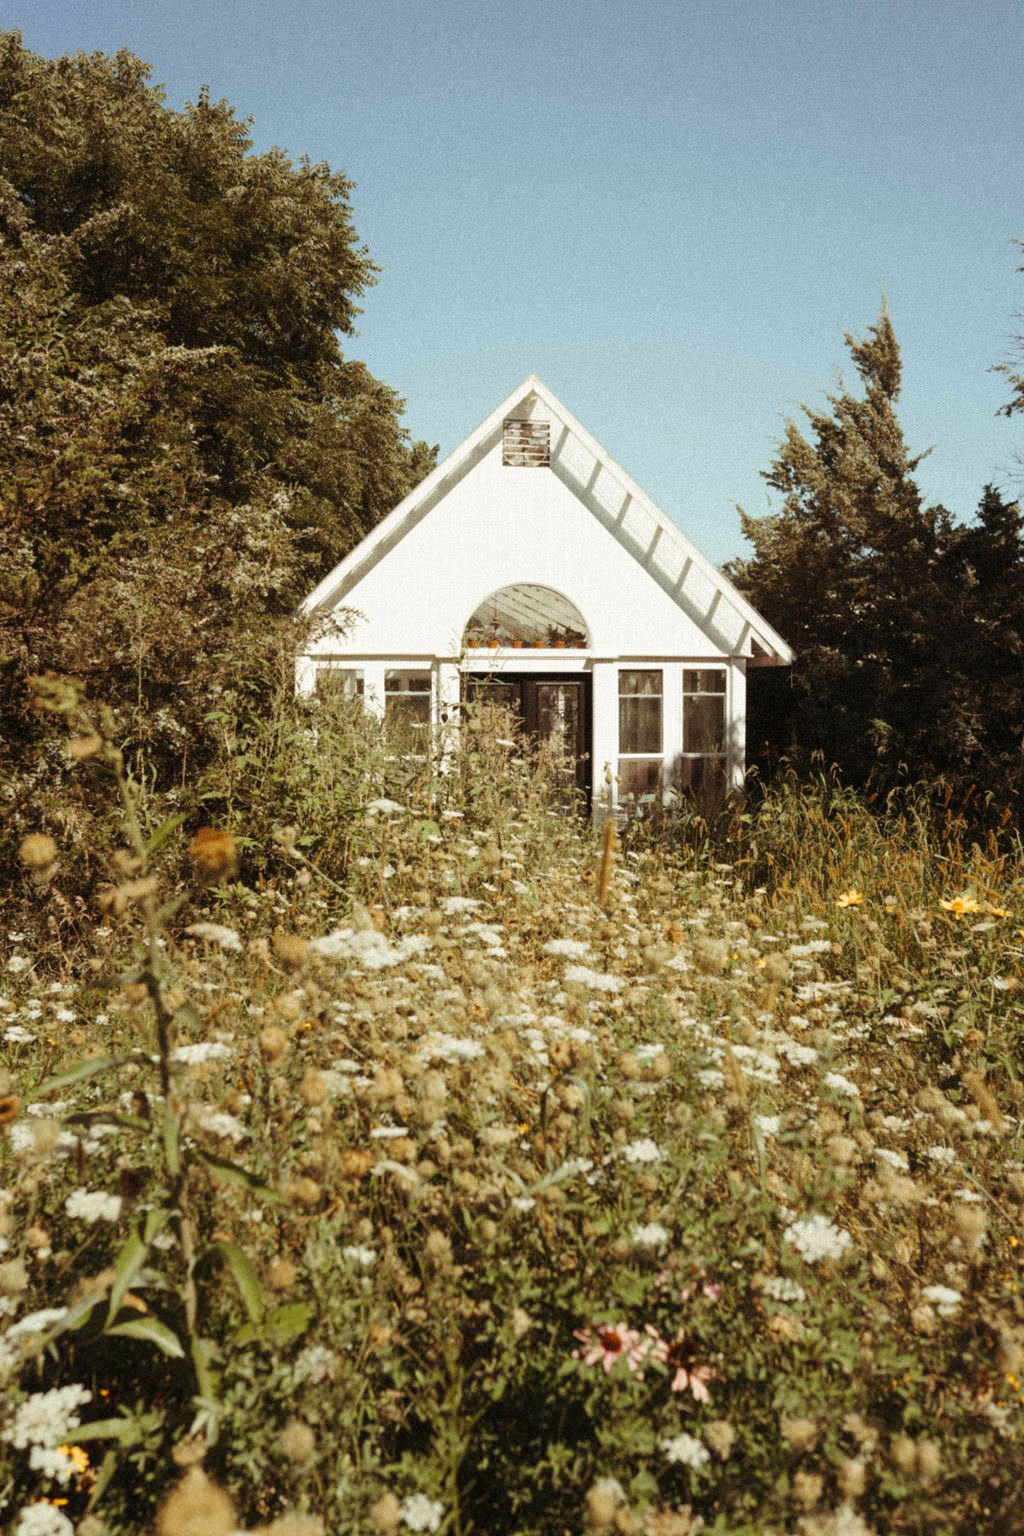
left=14, top=1504, right=74, bottom=1536
left=564, top=964, right=625, bottom=993
left=543, top=938, right=591, bottom=958
left=183, top=922, right=243, bottom=951
left=3, top=1026, right=35, bottom=1044
left=172, top=1042, right=233, bottom=1065
left=760, top=1274, right=806, bottom=1303
left=824, top=1070, right=860, bottom=1097
left=7, top=955, right=31, bottom=975
left=620, top=1137, right=663, bottom=1165
left=632, top=1222, right=670, bottom=1248
left=28, top=1443, right=79, bottom=1483
left=441, top=896, right=480, bottom=914
left=927, top=1145, right=957, bottom=1165
left=873, top=1148, right=909, bottom=1171
left=366, top=798, right=406, bottom=816
left=754, top=1115, right=781, bottom=1138
left=65, top=1189, right=122, bottom=1224
left=342, top=1245, right=377, bottom=1268
left=416, top=1034, right=485, bottom=1064
left=922, top=1284, right=962, bottom=1317
left=4, top=1383, right=92, bottom=1449
left=510, top=1196, right=536, bottom=1213
left=192, top=1108, right=248, bottom=1143
left=783, top=1214, right=852, bottom=1264
left=662, top=1431, right=710, bottom=1468
left=400, top=1492, right=445, bottom=1532
left=292, top=1344, right=341, bottom=1384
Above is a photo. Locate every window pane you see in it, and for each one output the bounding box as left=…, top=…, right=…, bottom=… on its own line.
left=678, top=756, right=727, bottom=804
left=684, top=668, right=726, bottom=694
left=618, top=758, right=662, bottom=801
left=620, top=669, right=663, bottom=697
left=385, top=694, right=432, bottom=727
left=620, top=697, right=661, bottom=753
left=684, top=693, right=726, bottom=754
left=316, top=668, right=363, bottom=700
left=385, top=671, right=430, bottom=694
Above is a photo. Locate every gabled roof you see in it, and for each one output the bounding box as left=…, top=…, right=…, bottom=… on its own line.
left=301, top=374, right=793, bottom=666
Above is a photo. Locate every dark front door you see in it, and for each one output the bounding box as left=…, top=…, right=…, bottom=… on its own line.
left=465, top=673, right=591, bottom=804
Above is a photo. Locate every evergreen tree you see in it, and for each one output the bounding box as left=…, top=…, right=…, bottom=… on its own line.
left=0, top=32, right=434, bottom=791
left=729, top=309, right=961, bottom=788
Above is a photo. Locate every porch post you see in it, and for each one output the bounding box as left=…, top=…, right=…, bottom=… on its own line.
left=590, top=660, right=618, bottom=819
left=729, top=659, right=747, bottom=792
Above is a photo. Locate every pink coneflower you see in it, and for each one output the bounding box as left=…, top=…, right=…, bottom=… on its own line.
left=572, top=1322, right=649, bottom=1373
left=644, top=1326, right=715, bottom=1400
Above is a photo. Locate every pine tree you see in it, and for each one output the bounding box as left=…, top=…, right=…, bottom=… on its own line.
left=729, top=308, right=958, bottom=787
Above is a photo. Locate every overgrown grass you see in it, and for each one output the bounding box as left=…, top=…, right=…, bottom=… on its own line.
left=2, top=682, right=1023, bottom=1536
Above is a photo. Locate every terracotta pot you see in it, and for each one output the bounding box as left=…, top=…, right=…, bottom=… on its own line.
left=486, top=639, right=500, bottom=649
left=511, top=639, right=524, bottom=648
left=552, top=639, right=566, bottom=648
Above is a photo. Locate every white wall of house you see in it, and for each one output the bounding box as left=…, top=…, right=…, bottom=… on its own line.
left=297, top=376, right=790, bottom=814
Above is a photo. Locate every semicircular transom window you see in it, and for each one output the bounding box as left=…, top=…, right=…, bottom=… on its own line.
left=464, top=584, right=590, bottom=648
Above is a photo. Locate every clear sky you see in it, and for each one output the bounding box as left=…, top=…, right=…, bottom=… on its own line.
left=10, top=0, right=1023, bottom=565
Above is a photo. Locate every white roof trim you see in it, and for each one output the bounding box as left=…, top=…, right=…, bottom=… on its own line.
left=300, top=374, right=793, bottom=666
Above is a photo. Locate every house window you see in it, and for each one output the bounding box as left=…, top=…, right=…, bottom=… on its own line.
left=315, top=667, right=364, bottom=702
left=384, top=670, right=432, bottom=744
left=618, top=669, right=663, bottom=806
left=681, top=669, right=727, bottom=802
left=502, top=418, right=550, bottom=467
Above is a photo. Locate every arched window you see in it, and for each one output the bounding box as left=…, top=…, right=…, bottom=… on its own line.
left=463, top=584, right=590, bottom=649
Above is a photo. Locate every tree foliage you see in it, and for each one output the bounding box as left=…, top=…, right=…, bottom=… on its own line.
left=731, top=309, right=1024, bottom=806
left=0, top=31, right=434, bottom=792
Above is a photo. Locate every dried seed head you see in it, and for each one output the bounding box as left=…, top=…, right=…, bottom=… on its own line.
left=889, top=1435, right=917, bottom=1475
left=368, top=1492, right=401, bottom=1536
left=282, top=1177, right=321, bottom=1209
left=300, top=1069, right=328, bottom=1107
left=0, top=1258, right=28, bottom=1294
left=838, top=1455, right=867, bottom=1499
left=258, top=1516, right=325, bottom=1536
left=155, top=1466, right=236, bottom=1536
left=791, top=1470, right=824, bottom=1510
left=780, top=1418, right=820, bottom=1451
left=259, top=1026, right=289, bottom=1065
left=703, top=1419, right=736, bottom=1460
left=278, top=1419, right=316, bottom=1465
left=19, top=833, right=58, bottom=870
left=273, top=931, right=310, bottom=970
left=951, top=1202, right=987, bottom=1250
left=189, top=827, right=239, bottom=883
left=915, top=1438, right=941, bottom=1483
left=266, top=1258, right=297, bottom=1292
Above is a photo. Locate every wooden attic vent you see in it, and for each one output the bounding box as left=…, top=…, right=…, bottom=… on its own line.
left=502, top=418, right=550, bottom=467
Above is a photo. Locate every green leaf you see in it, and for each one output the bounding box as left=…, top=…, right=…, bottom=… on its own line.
left=107, top=1315, right=185, bottom=1358
left=415, top=818, right=442, bottom=839
left=144, top=811, right=187, bottom=856
left=195, top=1148, right=283, bottom=1202
left=234, top=1301, right=313, bottom=1349
left=36, top=1051, right=150, bottom=1096
left=74, top=1416, right=151, bottom=1447
left=204, top=1240, right=264, bottom=1324
left=106, top=1230, right=148, bottom=1326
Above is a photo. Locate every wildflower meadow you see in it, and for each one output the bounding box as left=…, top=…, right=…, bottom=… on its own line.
left=2, top=679, right=1023, bottom=1536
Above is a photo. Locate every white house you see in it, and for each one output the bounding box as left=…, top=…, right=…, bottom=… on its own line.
left=297, top=374, right=792, bottom=813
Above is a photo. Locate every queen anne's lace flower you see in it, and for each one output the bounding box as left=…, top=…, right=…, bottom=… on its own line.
left=400, top=1493, right=445, bottom=1532
left=4, top=1383, right=92, bottom=1450
left=783, top=1214, right=852, bottom=1264
left=14, top=1504, right=75, bottom=1536
left=661, top=1431, right=710, bottom=1468
left=620, top=1137, right=663, bottom=1165
left=64, top=1189, right=122, bottom=1223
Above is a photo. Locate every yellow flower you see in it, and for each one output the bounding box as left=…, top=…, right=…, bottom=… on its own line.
left=939, top=895, right=983, bottom=917
left=835, top=889, right=865, bottom=908
left=987, top=904, right=1011, bottom=918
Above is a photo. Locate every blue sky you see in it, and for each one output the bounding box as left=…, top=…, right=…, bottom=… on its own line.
left=11, top=0, right=1024, bottom=564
